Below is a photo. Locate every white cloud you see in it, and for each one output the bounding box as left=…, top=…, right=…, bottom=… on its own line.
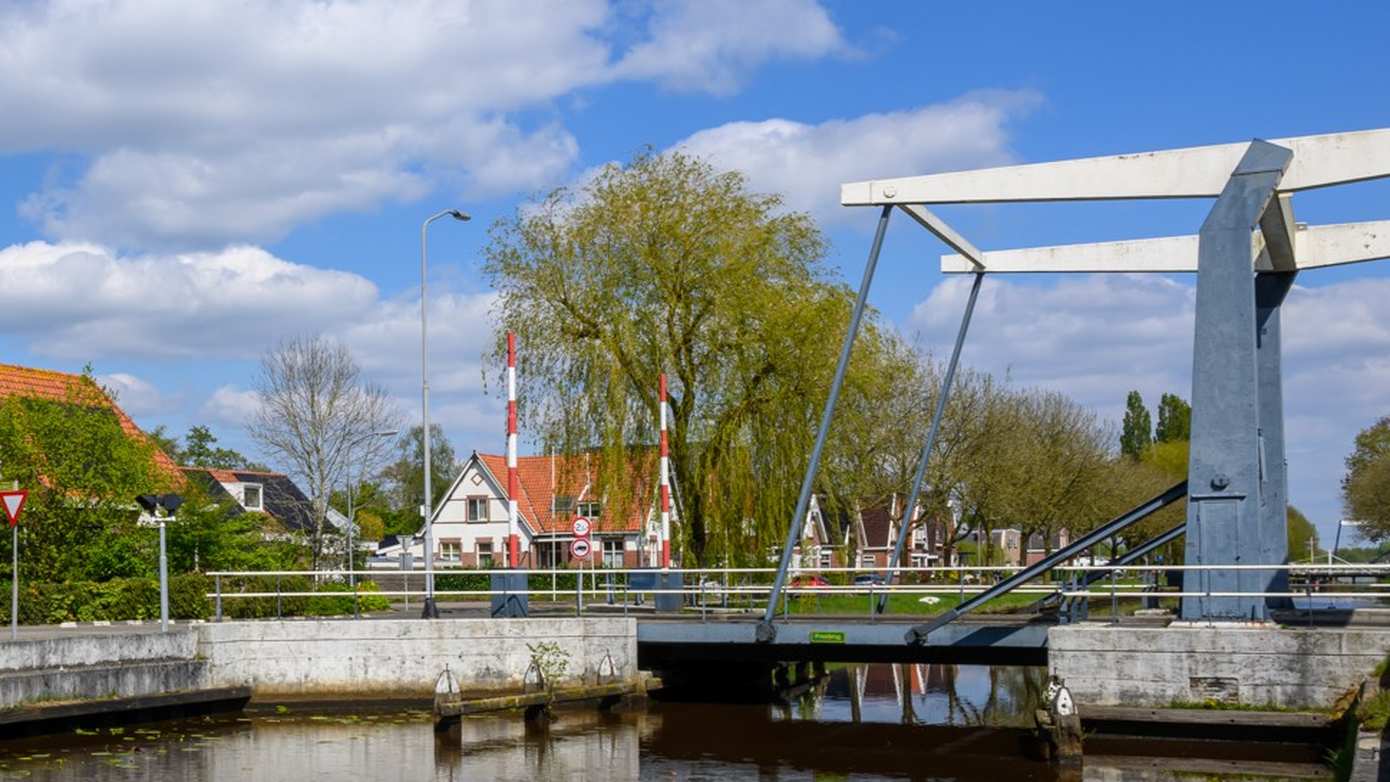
left=0, top=241, right=377, bottom=359
left=612, top=0, right=846, bottom=94
left=674, top=91, right=1042, bottom=224
left=0, top=0, right=850, bottom=249
left=97, top=372, right=174, bottom=417
left=201, top=385, right=263, bottom=428
left=905, top=273, right=1390, bottom=536
left=338, top=289, right=498, bottom=396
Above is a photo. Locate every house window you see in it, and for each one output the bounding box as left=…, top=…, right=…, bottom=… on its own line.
left=440, top=541, right=461, bottom=561
left=537, top=540, right=561, bottom=568
left=553, top=496, right=575, bottom=513
left=242, top=484, right=262, bottom=511
left=477, top=541, right=494, bottom=569
left=911, top=554, right=927, bottom=568
left=819, top=551, right=832, bottom=569
left=602, top=538, right=624, bottom=568
left=578, top=500, right=601, bottom=519
left=466, top=497, right=489, bottom=522
left=860, top=553, right=875, bottom=568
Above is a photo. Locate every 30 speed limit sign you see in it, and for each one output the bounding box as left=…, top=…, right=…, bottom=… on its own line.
left=570, top=537, right=591, bottom=559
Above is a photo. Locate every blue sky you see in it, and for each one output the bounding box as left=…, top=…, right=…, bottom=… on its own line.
left=0, top=1, right=1386, bottom=544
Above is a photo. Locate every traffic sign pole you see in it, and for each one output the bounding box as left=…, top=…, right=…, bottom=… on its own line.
left=3, top=487, right=27, bottom=641
left=10, top=524, right=16, bottom=641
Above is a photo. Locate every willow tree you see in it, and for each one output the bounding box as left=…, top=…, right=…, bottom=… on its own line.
left=483, top=151, right=910, bottom=564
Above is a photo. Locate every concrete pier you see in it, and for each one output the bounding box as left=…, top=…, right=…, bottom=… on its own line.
left=1049, top=623, right=1390, bottom=709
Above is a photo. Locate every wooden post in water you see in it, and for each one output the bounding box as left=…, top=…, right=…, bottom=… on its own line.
left=1034, top=676, right=1083, bottom=767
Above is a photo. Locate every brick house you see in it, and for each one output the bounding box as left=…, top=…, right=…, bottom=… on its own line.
left=852, top=494, right=954, bottom=570
left=405, top=450, right=674, bottom=569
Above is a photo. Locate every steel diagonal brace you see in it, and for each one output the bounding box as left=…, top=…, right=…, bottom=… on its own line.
left=758, top=205, right=893, bottom=643
left=1031, top=522, right=1186, bottom=611
left=878, top=269, right=984, bottom=613
left=905, top=480, right=1188, bottom=645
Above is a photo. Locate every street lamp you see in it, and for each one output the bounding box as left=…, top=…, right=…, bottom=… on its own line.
left=346, top=429, right=397, bottom=619
left=136, top=494, right=183, bottom=633
left=420, top=208, right=470, bottom=619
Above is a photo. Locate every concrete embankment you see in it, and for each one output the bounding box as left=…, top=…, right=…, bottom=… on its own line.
left=0, top=618, right=638, bottom=721
left=0, top=629, right=204, bottom=710
left=1050, top=622, right=1390, bottom=709
left=195, top=618, right=637, bottom=698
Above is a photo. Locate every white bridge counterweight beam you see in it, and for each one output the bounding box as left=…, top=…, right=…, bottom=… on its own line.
left=843, top=128, right=1390, bottom=206
left=937, top=220, right=1390, bottom=274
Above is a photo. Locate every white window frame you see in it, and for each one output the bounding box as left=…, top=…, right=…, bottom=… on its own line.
left=601, top=538, right=624, bottom=568
left=439, top=540, right=461, bottom=561
left=242, top=483, right=263, bottom=511
left=466, top=496, right=489, bottom=523
left=819, top=550, right=833, bottom=569
left=477, top=541, right=494, bottom=569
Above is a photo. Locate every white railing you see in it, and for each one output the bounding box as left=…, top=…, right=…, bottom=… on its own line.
left=200, top=562, right=1390, bottom=622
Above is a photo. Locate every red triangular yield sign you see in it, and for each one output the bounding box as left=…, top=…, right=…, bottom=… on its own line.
left=1, top=490, right=27, bottom=528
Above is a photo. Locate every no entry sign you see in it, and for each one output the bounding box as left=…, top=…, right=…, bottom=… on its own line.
left=570, top=537, right=591, bottom=559
left=0, top=490, right=26, bottom=528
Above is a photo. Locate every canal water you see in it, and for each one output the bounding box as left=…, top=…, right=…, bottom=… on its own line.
left=0, top=664, right=1330, bottom=781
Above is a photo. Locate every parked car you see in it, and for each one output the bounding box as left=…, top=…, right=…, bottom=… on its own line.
left=789, top=575, right=830, bottom=589
left=853, top=573, right=886, bottom=586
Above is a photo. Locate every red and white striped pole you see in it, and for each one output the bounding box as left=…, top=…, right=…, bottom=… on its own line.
left=506, top=331, right=520, bottom=569
left=659, top=373, right=671, bottom=570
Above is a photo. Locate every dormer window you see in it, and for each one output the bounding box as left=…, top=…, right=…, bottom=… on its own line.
left=243, top=483, right=263, bottom=511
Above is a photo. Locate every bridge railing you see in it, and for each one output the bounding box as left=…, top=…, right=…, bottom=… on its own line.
left=200, top=562, right=1390, bottom=622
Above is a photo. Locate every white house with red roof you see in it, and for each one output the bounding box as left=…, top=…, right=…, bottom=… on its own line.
left=400, top=450, right=674, bottom=569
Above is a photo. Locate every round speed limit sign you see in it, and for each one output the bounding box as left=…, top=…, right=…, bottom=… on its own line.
left=570, top=537, right=591, bottom=559
left=571, top=516, right=591, bottom=538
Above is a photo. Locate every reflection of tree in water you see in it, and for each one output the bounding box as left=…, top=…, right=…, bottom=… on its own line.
left=949, top=665, right=1044, bottom=727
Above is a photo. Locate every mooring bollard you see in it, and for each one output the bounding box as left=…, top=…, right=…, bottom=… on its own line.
left=214, top=574, right=223, bottom=622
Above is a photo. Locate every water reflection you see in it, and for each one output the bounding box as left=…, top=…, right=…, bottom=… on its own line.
left=803, top=663, right=1043, bottom=727
left=0, top=666, right=1330, bottom=781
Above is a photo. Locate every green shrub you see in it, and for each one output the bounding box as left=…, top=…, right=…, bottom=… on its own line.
left=0, top=575, right=213, bottom=623
left=302, top=581, right=391, bottom=615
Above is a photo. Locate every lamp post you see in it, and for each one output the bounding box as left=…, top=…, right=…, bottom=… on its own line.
left=420, top=208, right=470, bottom=619
left=136, top=494, right=183, bottom=633
left=346, top=429, right=397, bottom=619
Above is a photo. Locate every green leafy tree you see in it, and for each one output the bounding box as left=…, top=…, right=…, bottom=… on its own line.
left=0, top=376, right=172, bottom=582
left=378, top=425, right=457, bottom=527
left=180, top=425, right=270, bottom=470
left=483, top=150, right=910, bottom=564
left=1344, top=417, right=1390, bottom=543
left=1154, top=393, right=1192, bottom=443
left=1120, top=391, right=1152, bottom=460
left=1286, top=505, right=1319, bottom=561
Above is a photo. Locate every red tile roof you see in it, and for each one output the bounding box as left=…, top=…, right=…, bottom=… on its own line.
left=475, top=451, right=657, bottom=536
left=0, top=363, right=182, bottom=482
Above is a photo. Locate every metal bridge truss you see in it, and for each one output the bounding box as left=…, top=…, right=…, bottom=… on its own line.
left=760, top=128, right=1390, bottom=642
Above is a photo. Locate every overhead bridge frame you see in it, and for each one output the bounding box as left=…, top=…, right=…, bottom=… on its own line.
left=759, top=127, right=1390, bottom=642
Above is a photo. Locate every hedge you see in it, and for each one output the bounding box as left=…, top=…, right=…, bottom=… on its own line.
left=0, top=575, right=391, bottom=623
left=0, top=574, right=211, bottom=624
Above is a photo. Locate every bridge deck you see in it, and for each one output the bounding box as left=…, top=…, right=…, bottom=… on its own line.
left=636, top=615, right=1052, bottom=665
